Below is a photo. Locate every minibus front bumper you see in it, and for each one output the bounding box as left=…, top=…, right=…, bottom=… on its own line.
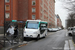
left=24, top=33, right=38, bottom=38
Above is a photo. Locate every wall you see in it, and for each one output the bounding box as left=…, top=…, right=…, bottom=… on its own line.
left=0, top=0, right=4, bottom=26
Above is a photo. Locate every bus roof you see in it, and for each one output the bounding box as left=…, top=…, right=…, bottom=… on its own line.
left=27, top=20, right=47, bottom=23
left=27, top=20, right=41, bottom=22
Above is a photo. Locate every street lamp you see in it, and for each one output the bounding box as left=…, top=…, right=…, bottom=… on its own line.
left=4, top=0, right=5, bottom=47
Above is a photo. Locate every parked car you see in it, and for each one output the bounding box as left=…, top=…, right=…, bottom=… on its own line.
left=58, top=27, right=62, bottom=30
left=72, top=28, right=75, bottom=35
left=68, top=27, right=74, bottom=36
left=47, top=28, right=53, bottom=32
left=51, top=28, right=59, bottom=32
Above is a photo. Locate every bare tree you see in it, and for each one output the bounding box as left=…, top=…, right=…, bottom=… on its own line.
left=55, top=0, right=75, bottom=28
left=66, top=13, right=75, bottom=28
left=61, top=0, right=75, bottom=28
left=63, top=0, right=75, bottom=13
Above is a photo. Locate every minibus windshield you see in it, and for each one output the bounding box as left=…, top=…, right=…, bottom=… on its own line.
left=26, top=21, right=39, bottom=29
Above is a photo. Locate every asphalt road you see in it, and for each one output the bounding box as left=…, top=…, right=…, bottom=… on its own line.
left=15, top=30, right=69, bottom=50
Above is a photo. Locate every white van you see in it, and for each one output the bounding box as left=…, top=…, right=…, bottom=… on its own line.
left=23, top=20, right=48, bottom=40
left=68, top=27, right=73, bottom=36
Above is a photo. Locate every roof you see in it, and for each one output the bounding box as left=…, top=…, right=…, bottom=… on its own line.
left=27, top=20, right=47, bottom=23
left=27, top=20, right=41, bottom=21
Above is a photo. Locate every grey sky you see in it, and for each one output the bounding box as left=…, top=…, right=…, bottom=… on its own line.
left=55, top=0, right=68, bottom=27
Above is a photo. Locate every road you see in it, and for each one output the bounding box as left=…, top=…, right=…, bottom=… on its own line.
left=15, top=30, right=70, bottom=50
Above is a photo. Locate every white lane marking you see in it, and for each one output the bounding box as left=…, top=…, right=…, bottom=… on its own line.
left=69, top=40, right=75, bottom=50
left=66, top=33, right=68, bottom=37
left=64, top=40, right=69, bottom=50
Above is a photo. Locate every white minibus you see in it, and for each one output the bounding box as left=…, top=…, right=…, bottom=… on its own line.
left=23, top=20, right=48, bottom=40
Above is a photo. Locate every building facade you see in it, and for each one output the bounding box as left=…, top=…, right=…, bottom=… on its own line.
left=55, top=15, right=57, bottom=27
left=5, top=0, right=28, bottom=21
left=55, top=14, right=62, bottom=28
left=28, top=0, right=55, bottom=28
left=0, top=0, right=4, bottom=26
left=0, top=0, right=55, bottom=28
left=0, top=0, right=28, bottom=26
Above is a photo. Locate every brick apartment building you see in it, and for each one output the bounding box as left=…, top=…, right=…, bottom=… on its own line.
left=5, top=0, right=28, bottom=22
left=0, top=0, right=28, bottom=26
left=29, top=0, right=55, bottom=28
left=0, top=0, right=4, bottom=26
left=55, top=14, right=62, bottom=28
left=0, top=0, right=55, bottom=28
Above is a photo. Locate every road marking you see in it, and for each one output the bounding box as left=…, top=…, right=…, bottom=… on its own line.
left=72, top=40, right=75, bottom=47
left=52, top=47, right=63, bottom=50
left=10, top=49, right=12, bottom=50
left=69, top=40, right=75, bottom=50
left=66, top=33, right=68, bottom=37
left=64, top=40, right=69, bottom=50
left=18, top=44, right=27, bottom=47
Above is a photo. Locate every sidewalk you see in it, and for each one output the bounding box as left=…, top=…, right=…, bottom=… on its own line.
left=0, top=27, right=4, bottom=34
left=0, top=34, right=4, bottom=50
left=0, top=34, right=4, bottom=37
left=3, top=41, right=27, bottom=50
left=0, top=34, right=28, bottom=50
left=0, top=35, right=27, bottom=50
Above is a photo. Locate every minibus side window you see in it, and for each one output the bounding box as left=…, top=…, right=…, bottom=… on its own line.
left=40, top=23, right=47, bottom=34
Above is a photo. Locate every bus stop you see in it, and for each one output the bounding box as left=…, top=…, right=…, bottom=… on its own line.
left=0, top=20, right=25, bottom=48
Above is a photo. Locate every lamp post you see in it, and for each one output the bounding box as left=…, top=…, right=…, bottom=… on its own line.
left=4, top=0, right=5, bottom=47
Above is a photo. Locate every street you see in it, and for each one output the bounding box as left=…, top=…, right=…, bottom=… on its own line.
left=1, top=0, right=75, bottom=50
left=12, top=29, right=71, bottom=50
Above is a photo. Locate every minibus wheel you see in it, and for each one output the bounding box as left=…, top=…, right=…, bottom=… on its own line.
left=36, top=35, right=40, bottom=40
left=68, top=33, right=72, bottom=36
left=23, top=37, right=25, bottom=41
left=23, top=37, right=27, bottom=41
left=43, top=34, right=46, bottom=38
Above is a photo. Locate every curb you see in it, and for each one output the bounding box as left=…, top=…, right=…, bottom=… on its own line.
left=69, top=40, right=75, bottom=50
left=72, top=40, right=75, bottom=47
left=2, top=41, right=28, bottom=50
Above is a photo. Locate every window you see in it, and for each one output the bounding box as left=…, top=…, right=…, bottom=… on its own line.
left=26, top=21, right=39, bottom=29
left=5, top=13, right=10, bottom=18
left=5, top=0, right=9, bottom=2
left=5, top=5, right=10, bottom=10
left=32, top=15, right=36, bottom=19
left=32, top=1, right=36, bottom=5
left=32, top=8, right=36, bottom=12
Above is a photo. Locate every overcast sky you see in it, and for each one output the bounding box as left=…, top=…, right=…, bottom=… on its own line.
left=55, top=0, right=68, bottom=27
